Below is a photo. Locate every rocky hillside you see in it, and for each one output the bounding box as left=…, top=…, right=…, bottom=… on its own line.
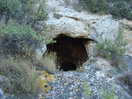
left=0, top=0, right=132, bottom=99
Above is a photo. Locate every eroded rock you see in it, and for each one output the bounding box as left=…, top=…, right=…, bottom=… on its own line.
left=45, top=0, right=119, bottom=42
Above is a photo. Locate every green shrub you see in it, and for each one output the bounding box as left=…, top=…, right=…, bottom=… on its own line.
left=0, top=0, right=48, bottom=26
left=79, top=0, right=132, bottom=21
left=0, top=0, right=20, bottom=23
left=95, top=25, right=128, bottom=69
left=79, top=0, right=108, bottom=14
left=0, top=20, right=44, bottom=56
left=0, top=56, right=40, bottom=94
left=21, top=0, right=48, bottom=27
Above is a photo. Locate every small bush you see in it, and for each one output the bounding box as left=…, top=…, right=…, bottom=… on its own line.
left=95, top=25, right=128, bottom=69
left=0, top=20, right=44, bottom=57
left=0, top=56, right=40, bottom=94
left=79, top=0, right=132, bottom=21
left=0, top=0, right=48, bottom=26
left=0, top=0, right=20, bottom=23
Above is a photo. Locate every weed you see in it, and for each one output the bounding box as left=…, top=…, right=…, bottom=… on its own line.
left=76, top=62, right=85, bottom=72
left=99, top=85, right=117, bottom=99
left=94, top=24, right=128, bottom=69
left=0, top=0, right=48, bottom=26
left=0, top=56, right=40, bottom=94
left=82, top=82, right=118, bottom=99
left=79, top=0, right=132, bottom=21
left=82, top=82, right=91, bottom=98
left=40, top=52, right=57, bottom=74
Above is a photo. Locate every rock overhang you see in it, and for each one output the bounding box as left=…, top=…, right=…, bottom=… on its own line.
left=42, top=0, right=121, bottom=71
left=46, top=10, right=119, bottom=43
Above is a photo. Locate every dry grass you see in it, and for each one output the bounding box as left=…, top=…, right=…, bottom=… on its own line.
left=41, top=52, right=57, bottom=74
left=0, top=56, right=40, bottom=94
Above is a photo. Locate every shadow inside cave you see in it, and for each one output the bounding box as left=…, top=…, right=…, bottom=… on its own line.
left=47, top=34, right=89, bottom=71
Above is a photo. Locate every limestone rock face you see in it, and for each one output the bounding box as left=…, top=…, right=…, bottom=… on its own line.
left=45, top=0, right=119, bottom=42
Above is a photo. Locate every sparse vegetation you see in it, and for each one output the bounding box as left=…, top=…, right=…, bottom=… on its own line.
left=99, top=85, right=117, bottom=99
left=0, top=0, right=48, bottom=26
left=0, top=53, right=57, bottom=97
left=79, top=0, right=108, bottom=14
left=42, top=52, right=57, bottom=74
left=0, top=20, right=43, bottom=57
left=82, top=82, right=91, bottom=98
left=0, top=0, right=56, bottom=97
left=64, top=0, right=70, bottom=5
left=82, top=82, right=118, bottom=99
left=95, top=24, right=128, bottom=69
left=0, top=56, right=40, bottom=94
left=79, top=0, right=132, bottom=20
left=0, top=19, right=55, bottom=58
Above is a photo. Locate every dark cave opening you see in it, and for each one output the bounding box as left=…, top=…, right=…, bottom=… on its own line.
left=60, top=62, right=76, bottom=71
left=47, top=34, right=89, bottom=71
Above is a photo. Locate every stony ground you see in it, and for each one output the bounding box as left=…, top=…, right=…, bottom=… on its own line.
left=39, top=58, right=132, bottom=99
left=0, top=57, right=132, bottom=99
left=40, top=63, right=105, bottom=99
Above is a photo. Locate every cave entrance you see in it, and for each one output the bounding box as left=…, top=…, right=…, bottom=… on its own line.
left=47, top=34, right=89, bottom=71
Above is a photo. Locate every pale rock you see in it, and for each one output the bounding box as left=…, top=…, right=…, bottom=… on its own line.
left=37, top=0, right=132, bottom=59
left=45, top=0, right=119, bottom=42
left=121, top=19, right=132, bottom=57
left=96, top=57, right=113, bottom=71
left=95, top=71, right=105, bottom=78
left=95, top=57, right=117, bottom=79
left=46, top=17, right=88, bottom=38
left=36, top=41, right=47, bottom=60
left=0, top=88, right=6, bottom=99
